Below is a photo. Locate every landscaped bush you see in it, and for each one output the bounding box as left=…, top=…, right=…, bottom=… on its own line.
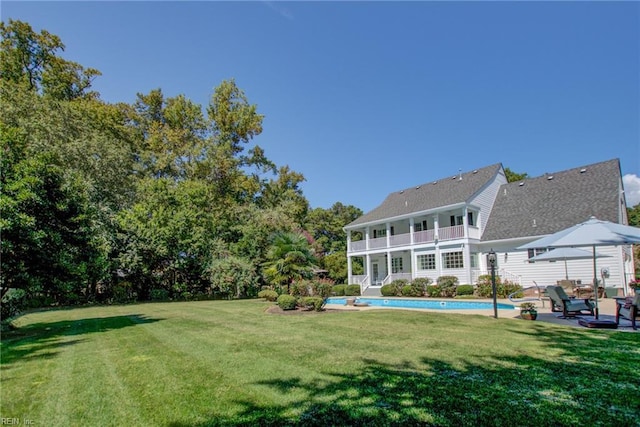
left=475, top=275, right=523, bottom=298
left=332, top=285, right=346, bottom=296
left=290, top=280, right=312, bottom=297
left=410, top=277, right=432, bottom=296
left=257, top=290, right=279, bottom=301
left=345, top=284, right=361, bottom=296
left=456, top=284, right=474, bottom=296
left=426, top=284, right=442, bottom=297
left=277, top=294, right=297, bottom=310
left=380, top=284, right=397, bottom=296
left=310, top=279, right=335, bottom=298
left=388, top=279, right=409, bottom=296
left=302, top=296, right=325, bottom=311
left=401, top=284, right=420, bottom=297
left=437, top=276, right=459, bottom=298
left=112, top=281, right=137, bottom=304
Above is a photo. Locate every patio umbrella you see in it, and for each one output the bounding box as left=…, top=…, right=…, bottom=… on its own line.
left=527, top=247, right=611, bottom=280
left=517, top=216, right=640, bottom=319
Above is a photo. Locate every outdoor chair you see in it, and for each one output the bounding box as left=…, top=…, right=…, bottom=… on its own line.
left=557, top=280, right=576, bottom=297
left=615, top=294, right=639, bottom=330
left=546, top=285, right=595, bottom=318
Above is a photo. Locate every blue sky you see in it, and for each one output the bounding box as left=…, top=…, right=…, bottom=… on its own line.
left=3, top=1, right=639, bottom=210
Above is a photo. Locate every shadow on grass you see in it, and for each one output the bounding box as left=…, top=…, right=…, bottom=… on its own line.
left=168, top=326, right=639, bottom=427
left=1, top=314, right=163, bottom=365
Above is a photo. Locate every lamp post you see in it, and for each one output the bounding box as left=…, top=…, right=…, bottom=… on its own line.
left=488, top=249, right=498, bottom=319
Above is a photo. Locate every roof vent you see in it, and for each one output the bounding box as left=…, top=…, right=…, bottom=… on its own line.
left=472, top=170, right=478, bottom=174
left=452, top=176, right=457, bottom=180
left=519, top=182, right=524, bottom=186
left=580, top=168, right=587, bottom=173
left=532, top=219, right=537, bottom=227
left=416, top=186, right=420, bottom=189
left=433, top=181, right=437, bottom=185
left=399, top=190, right=404, bottom=194
left=547, top=176, right=554, bottom=180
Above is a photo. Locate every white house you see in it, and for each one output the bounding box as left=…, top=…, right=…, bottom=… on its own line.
left=344, top=159, right=635, bottom=296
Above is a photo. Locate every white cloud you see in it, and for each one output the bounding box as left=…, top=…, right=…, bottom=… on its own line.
left=623, top=174, right=640, bottom=207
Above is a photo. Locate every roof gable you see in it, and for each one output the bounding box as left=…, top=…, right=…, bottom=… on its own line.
left=346, top=164, right=502, bottom=227
left=481, top=159, right=622, bottom=241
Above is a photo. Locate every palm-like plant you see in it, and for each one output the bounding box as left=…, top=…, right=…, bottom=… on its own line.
left=262, top=232, right=317, bottom=292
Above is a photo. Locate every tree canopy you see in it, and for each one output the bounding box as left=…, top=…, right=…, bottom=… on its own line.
left=1, top=20, right=359, bottom=312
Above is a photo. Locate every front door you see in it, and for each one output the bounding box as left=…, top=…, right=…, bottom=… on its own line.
left=372, top=263, right=380, bottom=285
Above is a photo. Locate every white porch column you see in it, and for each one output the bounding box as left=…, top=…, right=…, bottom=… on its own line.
left=347, top=230, right=352, bottom=253
left=387, top=251, right=392, bottom=280
left=462, top=207, right=468, bottom=238
left=386, top=222, right=391, bottom=248
left=366, top=254, right=371, bottom=286
left=409, top=218, right=415, bottom=244
left=347, top=256, right=353, bottom=285
left=433, top=215, right=440, bottom=242
left=365, top=227, right=370, bottom=250
left=410, top=249, right=416, bottom=280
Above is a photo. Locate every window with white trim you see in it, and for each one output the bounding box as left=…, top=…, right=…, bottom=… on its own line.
left=442, top=251, right=464, bottom=269
left=417, top=254, right=436, bottom=270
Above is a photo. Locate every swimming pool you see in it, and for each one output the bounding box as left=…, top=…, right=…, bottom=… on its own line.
left=326, top=297, right=515, bottom=311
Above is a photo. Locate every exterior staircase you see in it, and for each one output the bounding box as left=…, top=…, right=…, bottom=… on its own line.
left=362, top=286, right=382, bottom=297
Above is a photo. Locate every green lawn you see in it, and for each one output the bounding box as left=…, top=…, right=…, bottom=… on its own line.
left=1, top=300, right=639, bottom=426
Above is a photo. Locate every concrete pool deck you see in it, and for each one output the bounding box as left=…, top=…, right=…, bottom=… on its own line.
left=328, top=296, right=638, bottom=332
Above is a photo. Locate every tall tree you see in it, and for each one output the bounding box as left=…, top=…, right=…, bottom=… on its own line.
left=504, top=167, right=529, bottom=183
left=262, top=232, right=317, bottom=292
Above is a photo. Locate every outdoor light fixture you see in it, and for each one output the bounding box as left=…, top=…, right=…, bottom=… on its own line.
left=488, top=249, right=498, bottom=319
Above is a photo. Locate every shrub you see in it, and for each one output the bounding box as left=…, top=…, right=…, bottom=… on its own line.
left=112, top=281, right=137, bottom=304
left=150, top=288, right=170, bottom=301
left=302, top=296, right=325, bottom=311
left=332, top=285, right=346, bottom=296
left=426, top=284, right=442, bottom=298
left=401, top=284, right=420, bottom=297
left=310, top=279, right=335, bottom=298
left=436, top=276, right=459, bottom=298
left=1, top=288, right=27, bottom=320
left=291, top=280, right=312, bottom=297
left=380, top=284, right=396, bottom=296
left=475, top=275, right=523, bottom=298
left=258, top=290, right=279, bottom=301
left=208, top=256, right=260, bottom=299
left=456, top=284, right=474, bottom=296
left=345, top=284, right=361, bottom=296
left=411, top=278, right=432, bottom=296
left=277, top=294, right=297, bottom=310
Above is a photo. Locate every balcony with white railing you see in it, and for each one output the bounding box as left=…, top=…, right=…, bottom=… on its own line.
left=348, top=224, right=472, bottom=254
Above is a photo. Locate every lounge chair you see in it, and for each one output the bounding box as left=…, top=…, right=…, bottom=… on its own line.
left=546, top=285, right=595, bottom=318
left=615, top=294, right=639, bottom=330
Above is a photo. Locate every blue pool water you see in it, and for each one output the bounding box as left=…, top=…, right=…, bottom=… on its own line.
left=326, top=297, right=515, bottom=311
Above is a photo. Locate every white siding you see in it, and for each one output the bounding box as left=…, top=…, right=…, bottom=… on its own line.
left=468, top=169, right=507, bottom=235
left=491, top=246, right=629, bottom=290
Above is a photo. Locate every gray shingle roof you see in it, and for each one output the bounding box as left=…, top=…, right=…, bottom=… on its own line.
left=481, top=159, right=622, bottom=241
left=346, top=164, right=502, bottom=227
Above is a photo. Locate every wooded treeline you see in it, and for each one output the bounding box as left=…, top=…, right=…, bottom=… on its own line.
left=0, top=20, right=362, bottom=311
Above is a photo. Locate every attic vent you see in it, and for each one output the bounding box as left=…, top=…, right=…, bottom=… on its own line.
left=580, top=168, right=587, bottom=173
left=519, top=182, right=524, bottom=186
left=547, top=176, right=554, bottom=180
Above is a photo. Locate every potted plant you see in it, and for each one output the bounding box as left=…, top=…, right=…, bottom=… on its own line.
left=519, top=302, right=538, bottom=320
